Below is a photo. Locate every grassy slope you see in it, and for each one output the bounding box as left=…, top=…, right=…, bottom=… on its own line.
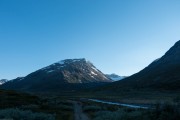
left=0, top=89, right=74, bottom=120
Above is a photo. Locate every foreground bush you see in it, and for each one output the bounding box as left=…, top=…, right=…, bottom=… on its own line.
left=92, top=103, right=180, bottom=120
left=93, top=109, right=142, bottom=120
left=151, top=103, right=180, bottom=120
left=83, top=105, right=101, bottom=112
left=0, top=108, right=55, bottom=120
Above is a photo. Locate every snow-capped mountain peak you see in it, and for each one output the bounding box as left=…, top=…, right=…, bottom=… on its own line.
left=57, top=58, right=87, bottom=64
left=1, top=58, right=112, bottom=92
left=106, top=74, right=127, bottom=81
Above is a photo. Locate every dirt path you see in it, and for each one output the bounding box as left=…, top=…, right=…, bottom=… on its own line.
left=73, top=101, right=90, bottom=120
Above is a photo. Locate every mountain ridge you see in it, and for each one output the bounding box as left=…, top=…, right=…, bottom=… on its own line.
left=106, top=74, right=126, bottom=81
left=1, top=58, right=112, bottom=92
left=96, top=40, right=180, bottom=91
left=0, top=79, right=8, bottom=85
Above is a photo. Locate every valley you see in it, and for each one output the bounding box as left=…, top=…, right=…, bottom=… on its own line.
left=0, top=41, right=180, bottom=120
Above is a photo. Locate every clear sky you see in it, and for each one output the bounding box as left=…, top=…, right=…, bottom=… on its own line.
left=0, top=0, right=180, bottom=79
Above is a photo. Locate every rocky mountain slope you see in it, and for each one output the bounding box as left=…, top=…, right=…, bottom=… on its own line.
left=99, top=40, right=180, bottom=91
left=1, top=58, right=112, bottom=92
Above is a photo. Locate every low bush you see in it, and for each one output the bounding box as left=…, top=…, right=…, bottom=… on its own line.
left=58, top=104, right=73, bottom=111
left=83, top=105, right=101, bottom=112
left=93, top=108, right=143, bottom=120
left=20, top=104, right=39, bottom=110
left=152, top=103, right=180, bottom=120
left=91, top=102, right=180, bottom=120
left=0, top=108, right=55, bottom=120
left=93, top=110, right=124, bottom=120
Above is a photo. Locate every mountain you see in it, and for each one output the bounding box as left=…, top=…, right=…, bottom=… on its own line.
left=1, top=58, right=112, bottom=92
left=0, top=79, right=8, bottom=85
left=106, top=74, right=126, bottom=81
left=100, top=40, right=180, bottom=91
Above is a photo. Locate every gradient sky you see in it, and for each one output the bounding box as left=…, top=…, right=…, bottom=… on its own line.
left=0, top=0, right=180, bottom=79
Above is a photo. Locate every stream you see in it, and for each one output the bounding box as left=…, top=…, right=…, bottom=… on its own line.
left=87, top=99, right=151, bottom=109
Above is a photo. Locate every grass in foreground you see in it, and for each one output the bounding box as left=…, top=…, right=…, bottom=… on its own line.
left=81, top=100, right=180, bottom=120
left=0, top=90, right=74, bottom=120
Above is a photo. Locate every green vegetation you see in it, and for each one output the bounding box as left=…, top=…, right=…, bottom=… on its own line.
left=0, top=90, right=74, bottom=120
left=0, top=108, right=55, bottom=120
left=76, top=90, right=180, bottom=105
left=82, top=100, right=180, bottom=120
left=0, top=89, right=179, bottom=120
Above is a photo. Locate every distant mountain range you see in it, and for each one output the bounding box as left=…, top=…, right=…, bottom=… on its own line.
left=98, top=40, right=180, bottom=91
left=106, top=74, right=126, bottom=81
left=2, top=41, right=180, bottom=93
left=0, top=79, right=8, bottom=85
left=1, top=58, right=112, bottom=92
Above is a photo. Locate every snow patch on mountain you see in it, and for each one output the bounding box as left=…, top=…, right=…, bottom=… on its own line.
left=91, top=71, right=97, bottom=76
left=110, top=76, right=125, bottom=81
left=153, top=58, right=161, bottom=62
left=0, top=79, right=8, bottom=85
left=47, top=70, right=54, bottom=73
left=58, top=60, right=65, bottom=65
left=91, top=66, right=99, bottom=72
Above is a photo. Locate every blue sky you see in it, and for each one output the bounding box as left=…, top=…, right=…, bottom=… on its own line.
left=0, top=0, right=180, bottom=79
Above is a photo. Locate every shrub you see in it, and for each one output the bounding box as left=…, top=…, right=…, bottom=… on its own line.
left=58, top=104, right=73, bottom=111
left=83, top=105, right=101, bottom=112
left=157, top=103, right=180, bottom=120
left=93, top=109, right=125, bottom=120
left=20, top=104, right=39, bottom=110
left=0, top=108, right=55, bottom=120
